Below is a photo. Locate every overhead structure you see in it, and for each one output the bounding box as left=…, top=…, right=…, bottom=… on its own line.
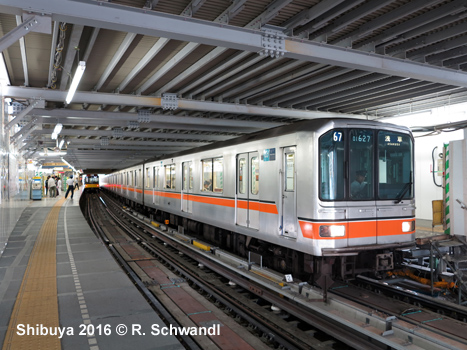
left=0, top=0, right=466, bottom=170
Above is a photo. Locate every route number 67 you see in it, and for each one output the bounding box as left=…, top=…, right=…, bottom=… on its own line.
left=333, top=132, right=343, bottom=142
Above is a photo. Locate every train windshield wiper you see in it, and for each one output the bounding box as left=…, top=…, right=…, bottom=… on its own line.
left=394, top=182, right=412, bottom=204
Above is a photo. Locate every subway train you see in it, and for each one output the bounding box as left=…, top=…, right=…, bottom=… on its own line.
left=101, top=118, right=415, bottom=284
left=84, top=174, right=100, bottom=191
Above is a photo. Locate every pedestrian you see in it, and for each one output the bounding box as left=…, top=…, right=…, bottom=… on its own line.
left=45, top=176, right=50, bottom=196
left=74, top=176, right=80, bottom=189
left=56, top=177, right=62, bottom=196
left=48, top=176, right=56, bottom=198
left=65, top=175, right=74, bottom=199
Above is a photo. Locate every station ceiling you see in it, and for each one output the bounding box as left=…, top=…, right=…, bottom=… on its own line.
left=1, top=0, right=467, bottom=171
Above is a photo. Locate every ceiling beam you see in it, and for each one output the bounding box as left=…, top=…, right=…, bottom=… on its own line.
left=2, top=0, right=465, bottom=89
left=4, top=87, right=364, bottom=119
left=33, top=127, right=234, bottom=141
left=15, top=15, right=29, bottom=86
left=33, top=115, right=259, bottom=133
left=30, top=108, right=283, bottom=129
left=59, top=24, right=84, bottom=90
left=95, top=32, right=137, bottom=91
left=47, top=21, right=59, bottom=87
left=0, top=15, right=39, bottom=52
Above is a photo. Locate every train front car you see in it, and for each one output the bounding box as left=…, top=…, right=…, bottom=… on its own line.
left=301, top=119, right=415, bottom=285
left=84, top=174, right=100, bottom=192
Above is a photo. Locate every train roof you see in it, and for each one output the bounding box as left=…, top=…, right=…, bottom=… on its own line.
left=129, top=118, right=411, bottom=167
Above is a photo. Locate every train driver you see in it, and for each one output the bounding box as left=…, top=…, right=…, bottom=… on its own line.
left=351, top=170, right=367, bottom=198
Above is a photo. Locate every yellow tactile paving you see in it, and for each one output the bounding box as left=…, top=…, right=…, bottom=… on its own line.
left=2, top=198, right=66, bottom=350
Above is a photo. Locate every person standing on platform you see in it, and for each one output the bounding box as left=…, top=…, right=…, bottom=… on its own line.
left=48, top=176, right=56, bottom=198
left=56, top=177, right=62, bottom=196
left=65, top=175, right=74, bottom=199
left=74, top=176, right=80, bottom=190
left=45, top=176, right=50, bottom=196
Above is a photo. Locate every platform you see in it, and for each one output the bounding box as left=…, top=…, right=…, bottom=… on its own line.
left=415, top=218, right=446, bottom=239
left=0, top=190, right=182, bottom=350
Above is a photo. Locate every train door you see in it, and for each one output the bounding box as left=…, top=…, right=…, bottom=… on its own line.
left=153, top=166, right=160, bottom=205
left=134, top=170, right=138, bottom=199
left=347, top=129, right=376, bottom=246
left=126, top=172, right=129, bottom=197
left=236, top=152, right=259, bottom=230
left=182, top=161, right=193, bottom=213
left=281, top=147, right=297, bottom=238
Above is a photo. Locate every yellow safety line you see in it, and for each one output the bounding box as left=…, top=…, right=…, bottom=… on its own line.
left=2, top=198, right=66, bottom=350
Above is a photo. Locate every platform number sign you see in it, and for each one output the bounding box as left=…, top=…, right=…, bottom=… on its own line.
left=333, top=131, right=343, bottom=142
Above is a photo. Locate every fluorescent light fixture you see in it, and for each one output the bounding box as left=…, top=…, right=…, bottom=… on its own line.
left=51, top=123, right=63, bottom=140
left=39, top=151, right=67, bottom=156
left=59, top=139, right=65, bottom=150
left=53, top=123, right=63, bottom=134
left=65, top=61, right=86, bottom=104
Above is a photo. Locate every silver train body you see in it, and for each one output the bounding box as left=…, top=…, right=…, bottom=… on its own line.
left=102, top=119, right=415, bottom=268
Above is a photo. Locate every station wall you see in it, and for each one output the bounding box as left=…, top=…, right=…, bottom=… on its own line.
left=0, top=102, right=33, bottom=258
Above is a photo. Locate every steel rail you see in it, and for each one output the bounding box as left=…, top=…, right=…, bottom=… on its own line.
left=85, top=194, right=201, bottom=350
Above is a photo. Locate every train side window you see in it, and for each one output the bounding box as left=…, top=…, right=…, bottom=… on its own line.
left=182, top=162, right=193, bottom=191
left=285, top=152, right=294, bottom=191
left=165, top=164, right=175, bottom=189
left=319, top=129, right=345, bottom=201
left=152, top=166, right=159, bottom=188
left=213, top=158, right=223, bottom=192
left=202, top=158, right=223, bottom=192
left=146, top=167, right=150, bottom=188
left=138, top=169, right=141, bottom=187
left=251, top=156, right=259, bottom=195
left=202, top=159, right=212, bottom=192
left=238, top=158, right=246, bottom=194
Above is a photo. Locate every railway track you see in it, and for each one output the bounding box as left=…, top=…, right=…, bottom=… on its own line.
left=84, top=191, right=467, bottom=350
left=85, top=192, right=353, bottom=349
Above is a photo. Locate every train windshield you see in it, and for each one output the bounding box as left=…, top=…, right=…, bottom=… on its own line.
left=319, top=129, right=413, bottom=201
left=85, top=175, right=99, bottom=184
left=319, top=130, right=345, bottom=200
left=377, top=131, right=413, bottom=201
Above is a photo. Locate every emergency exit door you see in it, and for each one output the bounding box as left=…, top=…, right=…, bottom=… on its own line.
left=236, top=152, right=259, bottom=229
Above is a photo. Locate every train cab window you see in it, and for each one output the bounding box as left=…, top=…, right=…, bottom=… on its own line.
left=319, top=129, right=345, bottom=200
left=238, top=158, right=246, bottom=194
left=202, top=158, right=223, bottom=192
left=165, top=164, right=176, bottom=189
left=349, top=129, right=374, bottom=200
left=251, top=156, right=259, bottom=195
left=377, top=131, right=413, bottom=200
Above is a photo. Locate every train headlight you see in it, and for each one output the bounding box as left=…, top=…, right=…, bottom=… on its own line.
left=319, top=225, right=345, bottom=237
left=402, top=221, right=415, bottom=232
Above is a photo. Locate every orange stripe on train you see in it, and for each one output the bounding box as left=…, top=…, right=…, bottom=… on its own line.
left=299, top=219, right=415, bottom=240
left=140, top=190, right=278, bottom=214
